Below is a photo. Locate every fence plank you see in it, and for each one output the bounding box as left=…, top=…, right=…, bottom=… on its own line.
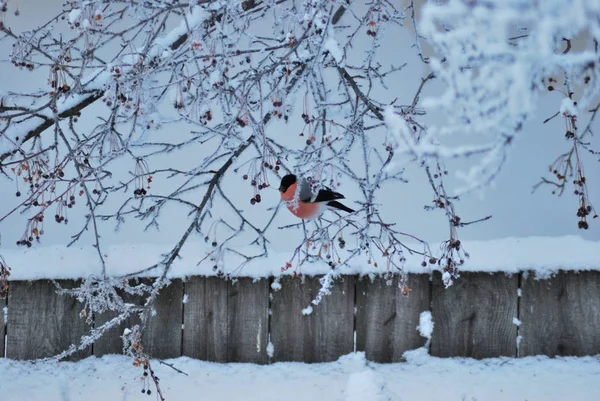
left=6, top=280, right=91, bottom=360
left=431, top=272, right=518, bottom=358
left=182, top=276, right=228, bottom=362
left=520, top=270, right=600, bottom=356
left=142, top=279, right=183, bottom=359
left=227, top=278, right=269, bottom=363
left=270, top=275, right=355, bottom=363
left=93, top=284, right=144, bottom=356
left=356, top=274, right=430, bottom=362
left=1, top=288, right=6, bottom=358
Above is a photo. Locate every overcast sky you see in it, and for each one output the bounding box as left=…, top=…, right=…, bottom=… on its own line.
left=0, top=0, right=597, bottom=259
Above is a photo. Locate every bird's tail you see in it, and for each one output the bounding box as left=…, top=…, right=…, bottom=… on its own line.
left=327, top=201, right=355, bottom=213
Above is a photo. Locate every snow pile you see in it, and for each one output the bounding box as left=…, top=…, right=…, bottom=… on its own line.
left=344, top=370, right=388, bottom=401
left=266, top=341, right=274, bottom=358
left=2, top=236, right=599, bottom=280
left=1, top=352, right=599, bottom=401
left=417, top=311, right=434, bottom=341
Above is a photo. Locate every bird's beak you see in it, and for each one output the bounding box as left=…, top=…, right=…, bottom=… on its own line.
left=278, top=186, right=284, bottom=192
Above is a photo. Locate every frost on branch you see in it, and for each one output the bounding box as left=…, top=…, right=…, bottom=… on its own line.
left=421, top=0, right=600, bottom=201
left=0, top=0, right=450, bottom=367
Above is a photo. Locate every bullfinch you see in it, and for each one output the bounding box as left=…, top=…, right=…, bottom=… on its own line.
left=279, top=174, right=355, bottom=219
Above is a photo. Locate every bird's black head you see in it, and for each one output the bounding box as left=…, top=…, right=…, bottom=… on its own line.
left=279, top=174, right=297, bottom=192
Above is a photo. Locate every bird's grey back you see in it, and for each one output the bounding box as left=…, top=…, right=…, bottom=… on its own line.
left=298, top=177, right=313, bottom=202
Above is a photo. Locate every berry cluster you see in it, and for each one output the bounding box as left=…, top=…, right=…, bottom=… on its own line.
left=420, top=257, right=438, bottom=268
left=366, top=20, right=377, bottom=37
left=240, top=155, right=281, bottom=205
left=299, top=94, right=316, bottom=145
left=10, top=32, right=36, bottom=70
left=199, top=109, right=212, bottom=125
left=9, top=155, right=96, bottom=248
left=48, top=65, right=71, bottom=94
left=10, top=57, right=34, bottom=70
left=271, top=97, right=286, bottom=119
left=140, top=362, right=161, bottom=397
left=110, top=65, right=121, bottom=79
left=574, top=175, right=597, bottom=230
left=250, top=193, right=261, bottom=205
left=133, top=158, right=152, bottom=197
left=450, top=215, right=461, bottom=227
left=280, top=261, right=293, bottom=272
left=301, top=112, right=311, bottom=125
left=16, top=216, right=45, bottom=248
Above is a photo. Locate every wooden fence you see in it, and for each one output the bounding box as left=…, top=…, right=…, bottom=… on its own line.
left=2, top=271, right=600, bottom=363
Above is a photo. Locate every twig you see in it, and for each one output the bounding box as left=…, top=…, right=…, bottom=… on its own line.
left=158, top=360, right=189, bottom=376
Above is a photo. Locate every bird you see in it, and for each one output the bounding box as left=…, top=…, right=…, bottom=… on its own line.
left=279, top=174, right=355, bottom=219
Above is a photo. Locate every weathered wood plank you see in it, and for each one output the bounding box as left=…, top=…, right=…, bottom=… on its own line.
left=356, top=274, right=430, bottom=362
left=1, top=287, right=6, bottom=358
left=431, top=272, right=518, bottom=358
left=227, top=277, right=269, bottom=363
left=93, top=283, right=144, bottom=356
left=142, top=279, right=183, bottom=359
left=7, top=280, right=91, bottom=360
left=270, top=275, right=355, bottom=363
left=182, top=276, right=228, bottom=362
left=520, top=270, right=600, bottom=356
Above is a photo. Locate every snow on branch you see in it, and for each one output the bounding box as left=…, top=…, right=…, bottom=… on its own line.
left=420, top=0, right=600, bottom=195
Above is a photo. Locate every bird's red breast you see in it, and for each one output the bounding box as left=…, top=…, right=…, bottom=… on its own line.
left=280, top=182, right=321, bottom=219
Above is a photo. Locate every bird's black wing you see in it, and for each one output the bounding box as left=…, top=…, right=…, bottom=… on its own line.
left=297, top=179, right=345, bottom=203
left=326, top=201, right=355, bottom=213
left=311, top=187, right=345, bottom=203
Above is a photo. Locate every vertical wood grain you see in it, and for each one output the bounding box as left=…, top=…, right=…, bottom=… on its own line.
left=270, top=275, right=355, bottom=362
left=356, top=274, right=430, bottom=362
left=182, top=276, right=228, bottom=361
left=7, top=280, right=91, bottom=360
left=520, top=270, right=600, bottom=356
left=142, top=279, right=183, bottom=359
left=431, top=272, right=518, bottom=358
left=227, top=277, right=269, bottom=363
left=1, top=286, right=6, bottom=358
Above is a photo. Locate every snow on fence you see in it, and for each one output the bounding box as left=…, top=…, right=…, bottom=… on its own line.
left=2, top=271, right=600, bottom=362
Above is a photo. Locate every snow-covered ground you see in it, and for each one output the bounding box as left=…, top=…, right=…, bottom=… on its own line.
left=2, top=350, right=599, bottom=401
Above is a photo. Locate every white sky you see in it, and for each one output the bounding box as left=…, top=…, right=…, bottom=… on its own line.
left=0, top=0, right=597, bottom=260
